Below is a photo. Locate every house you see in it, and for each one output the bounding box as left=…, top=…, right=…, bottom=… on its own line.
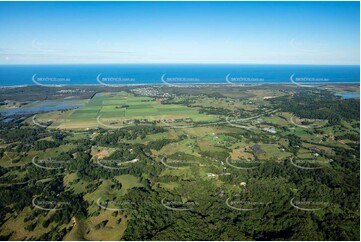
left=206, top=173, right=218, bottom=178
left=251, top=144, right=263, bottom=154
left=263, top=127, right=277, bottom=134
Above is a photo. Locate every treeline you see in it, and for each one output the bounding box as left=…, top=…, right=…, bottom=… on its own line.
left=146, top=139, right=175, bottom=151
left=96, top=125, right=166, bottom=145
left=198, top=107, right=234, bottom=116
left=0, top=126, right=41, bottom=143
left=270, top=90, right=360, bottom=125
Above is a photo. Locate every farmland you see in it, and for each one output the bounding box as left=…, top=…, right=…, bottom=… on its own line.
left=29, top=92, right=219, bottom=130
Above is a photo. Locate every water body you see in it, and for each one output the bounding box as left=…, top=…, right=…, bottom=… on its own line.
left=0, top=64, right=359, bottom=86
left=1, top=117, right=14, bottom=123
left=0, top=100, right=82, bottom=116
left=335, top=93, right=360, bottom=99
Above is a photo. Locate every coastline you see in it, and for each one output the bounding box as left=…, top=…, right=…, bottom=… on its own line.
left=0, top=82, right=360, bottom=88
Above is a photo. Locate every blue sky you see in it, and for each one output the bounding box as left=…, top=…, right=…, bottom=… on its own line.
left=0, top=1, right=359, bottom=64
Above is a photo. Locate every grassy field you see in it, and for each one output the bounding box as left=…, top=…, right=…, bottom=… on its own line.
left=0, top=207, right=59, bottom=240
left=46, top=92, right=220, bottom=129
left=113, top=175, right=143, bottom=196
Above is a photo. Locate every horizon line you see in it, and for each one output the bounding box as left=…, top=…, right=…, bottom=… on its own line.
left=0, top=63, right=360, bottom=66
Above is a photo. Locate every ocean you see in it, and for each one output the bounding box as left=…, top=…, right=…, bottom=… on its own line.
left=0, top=64, right=359, bottom=86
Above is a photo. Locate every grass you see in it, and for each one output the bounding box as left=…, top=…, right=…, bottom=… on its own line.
left=113, top=175, right=143, bottom=195
left=82, top=175, right=143, bottom=214
left=84, top=210, right=127, bottom=241
left=262, top=115, right=289, bottom=126
left=0, top=206, right=57, bottom=240
left=159, top=168, right=194, bottom=179
left=152, top=139, right=199, bottom=157
left=63, top=212, right=127, bottom=241
left=256, top=144, right=292, bottom=161
left=156, top=182, right=180, bottom=190
left=0, top=144, right=75, bottom=169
